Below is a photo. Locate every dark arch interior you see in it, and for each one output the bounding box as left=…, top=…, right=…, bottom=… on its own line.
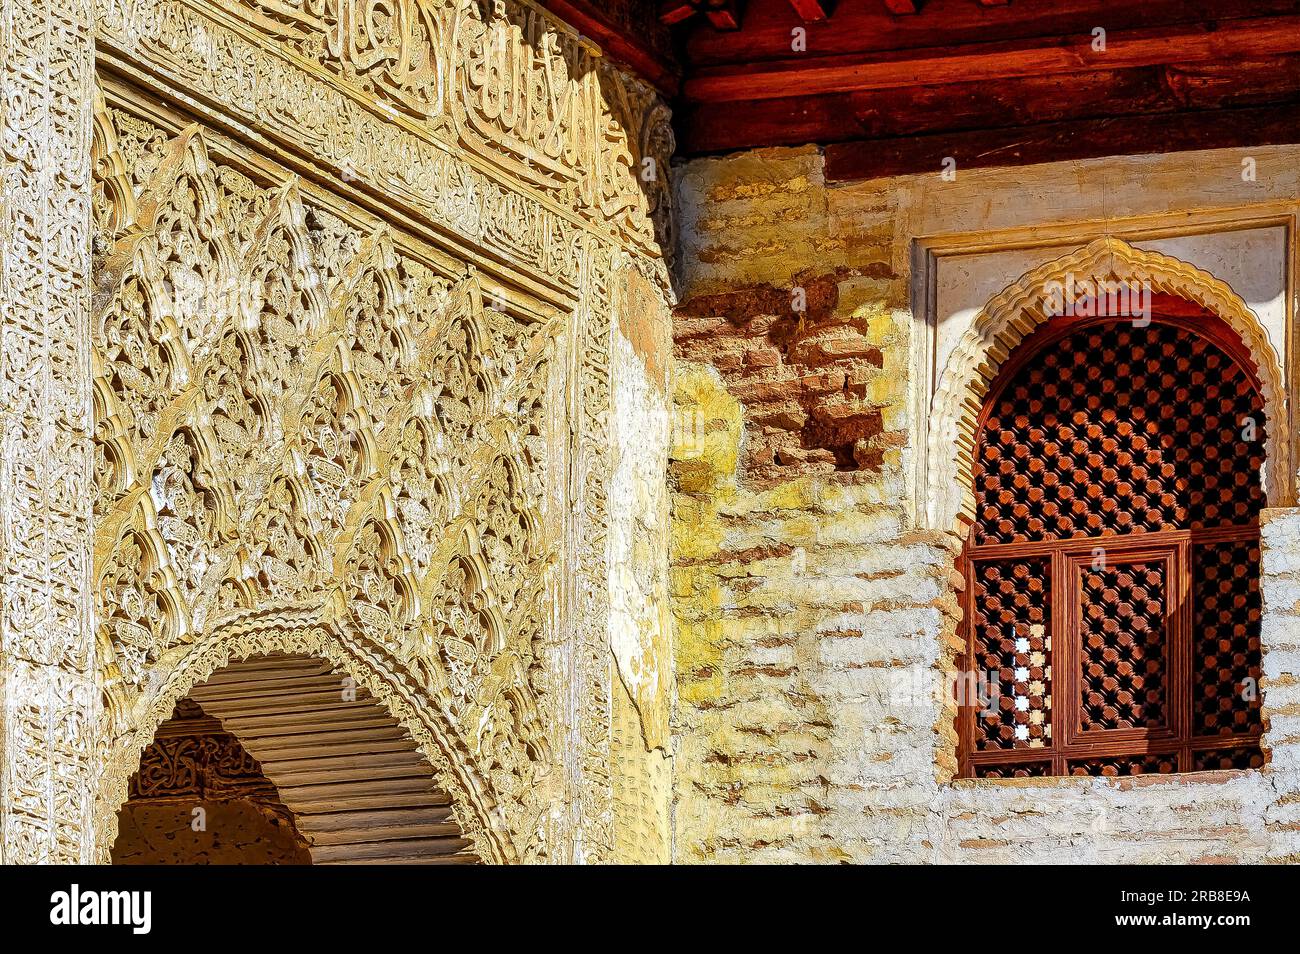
left=111, top=698, right=311, bottom=864
left=111, top=654, right=480, bottom=864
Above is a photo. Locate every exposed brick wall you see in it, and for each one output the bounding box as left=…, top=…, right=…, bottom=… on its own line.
left=676, top=273, right=898, bottom=479
left=670, top=148, right=958, bottom=862
left=669, top=145, right=1300, bottom=865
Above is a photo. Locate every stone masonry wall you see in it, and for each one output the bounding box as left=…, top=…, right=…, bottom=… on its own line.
left=671, top=148, right=958, bottom=862
left=669, top=145, right=1300, bottom=864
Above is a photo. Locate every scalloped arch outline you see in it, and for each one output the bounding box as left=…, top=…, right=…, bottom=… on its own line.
left=93, top=616, right=517, bottom=865
left=926, top=236, right=1289, bottom=534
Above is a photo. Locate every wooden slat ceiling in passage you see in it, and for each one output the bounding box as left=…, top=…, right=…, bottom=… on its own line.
left=187, top=655, right=479, bottom=864
left=543, top=0, right=1300, bottom=179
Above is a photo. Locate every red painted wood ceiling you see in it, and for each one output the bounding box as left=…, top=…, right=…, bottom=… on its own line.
left=546, top=0, right=1300, bottom=177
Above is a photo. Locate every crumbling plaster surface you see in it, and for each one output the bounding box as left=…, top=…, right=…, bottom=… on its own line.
left=609, top=261, right=674, bottom=863
left=668, top=144, right=1300, bottom=864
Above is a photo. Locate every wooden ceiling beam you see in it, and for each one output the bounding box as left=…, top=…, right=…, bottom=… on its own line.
left=704, top=0, right=744, bottom=30
left=662, top=0, right=744, bottom=29
left=684, top=0, right=1300, bottom=65
left=679, top=51, right=1300, bottom=155
left=788, top=0, right=832, bottom=22
left=659, top=0, right=698, bottom=26
left=822, top=100, right=1300, bottom=181
left=684, top=15, right=1300, bottom=102
left=544, top=0, right=680, bottom=92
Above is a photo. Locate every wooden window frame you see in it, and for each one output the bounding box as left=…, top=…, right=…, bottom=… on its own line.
left=959, top=522, right=1262, bottom=777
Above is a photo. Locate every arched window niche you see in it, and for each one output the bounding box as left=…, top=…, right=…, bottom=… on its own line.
left=930, top=239, right=1289, bottom=780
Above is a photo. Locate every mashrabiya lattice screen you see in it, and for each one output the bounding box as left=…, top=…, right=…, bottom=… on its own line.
left=961, top=313, right=1265, bottom=778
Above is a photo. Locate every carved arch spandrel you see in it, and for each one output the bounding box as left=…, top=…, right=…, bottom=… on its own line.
left=94, top=127, right=238, bottom=502
left=430, top=534, right=508, bottom=706
left=385, top=411, right=455, bottom=580
left=289, top=361, right=380, bottom=532
left=391, top=415, right=553, bottom=613
left=218, top=472, right=329, bottom=614
left=419, top=271, right=498, bottom=448
left=113, top=126, right=239, bottom=363
left=242, top=179, right=331, bottom=400
left=146, top=426, right=233, bottom=616
left=338, top=498, right=424, bottom=655
left=96, top=498, right=192, bottom=719
left=322, top=271, right=557, bottom=764
left=198, top=324, right=279, bottom=511
left=92, top=87, right=137, bottom=238
left=927, top=237, right=1290, bottom=534
left=361, top=272, right=559, bottom=603
left=337, top=230, right=420, bottom=420
left=92, top=108, right=569, bottom=862
left=92, top=351, right=138, bottom=517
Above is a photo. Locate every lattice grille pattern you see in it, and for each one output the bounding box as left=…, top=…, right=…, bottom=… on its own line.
left=1080, top=561, right=1167, bottom=731
left=1069, top=753, right=1178, bottom=776
left=964, top=316, right=1267, bottom=780
left=1193, top=746, right=1265, bottom=771
left=972, top=559, right=1051, bottom=750
left=974, top=321, right=1266, bottom=546
left=1193, top=541, right=1263, bottom=735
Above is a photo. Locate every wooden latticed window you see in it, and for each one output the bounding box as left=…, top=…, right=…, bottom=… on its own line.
left=958, top=297, right=1266, bottom=778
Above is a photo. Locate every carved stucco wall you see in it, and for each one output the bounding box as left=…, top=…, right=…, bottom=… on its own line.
left=0, top=0, right=100, bottom=865
left=1, top=0, right=674, bottom=863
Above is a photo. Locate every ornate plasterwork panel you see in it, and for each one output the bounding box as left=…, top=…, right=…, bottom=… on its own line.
left=0, top=0, right=99, bottom=864
left=3, top=0, right=671, bottom=865
left=89, top=108, right=572, bottom=861
left=94, top=0, right=676, bottom=279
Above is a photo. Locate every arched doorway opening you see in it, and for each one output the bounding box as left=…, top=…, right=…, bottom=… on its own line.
left=111, top=695, right=311, bottom=864
left=111, top=654, right=479, bottom=864
left=957, top=295, right=1268, bottom=778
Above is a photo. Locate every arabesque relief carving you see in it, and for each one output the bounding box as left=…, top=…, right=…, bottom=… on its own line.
left=3, top=0, right=673, bottom=864
left=95, top=0, right=676, bottom=270
left=91, top=110, right=566, bottom=861
left=0, top=0, right=99, bottom=865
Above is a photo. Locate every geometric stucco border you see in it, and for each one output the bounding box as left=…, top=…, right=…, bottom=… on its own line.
left=0, top=0, right=99, bottom=864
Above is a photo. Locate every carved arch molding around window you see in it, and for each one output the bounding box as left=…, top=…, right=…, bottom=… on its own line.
left=928, top=237, right=1289, bottom=533
left=936, top=238, right=1286, bottom=779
